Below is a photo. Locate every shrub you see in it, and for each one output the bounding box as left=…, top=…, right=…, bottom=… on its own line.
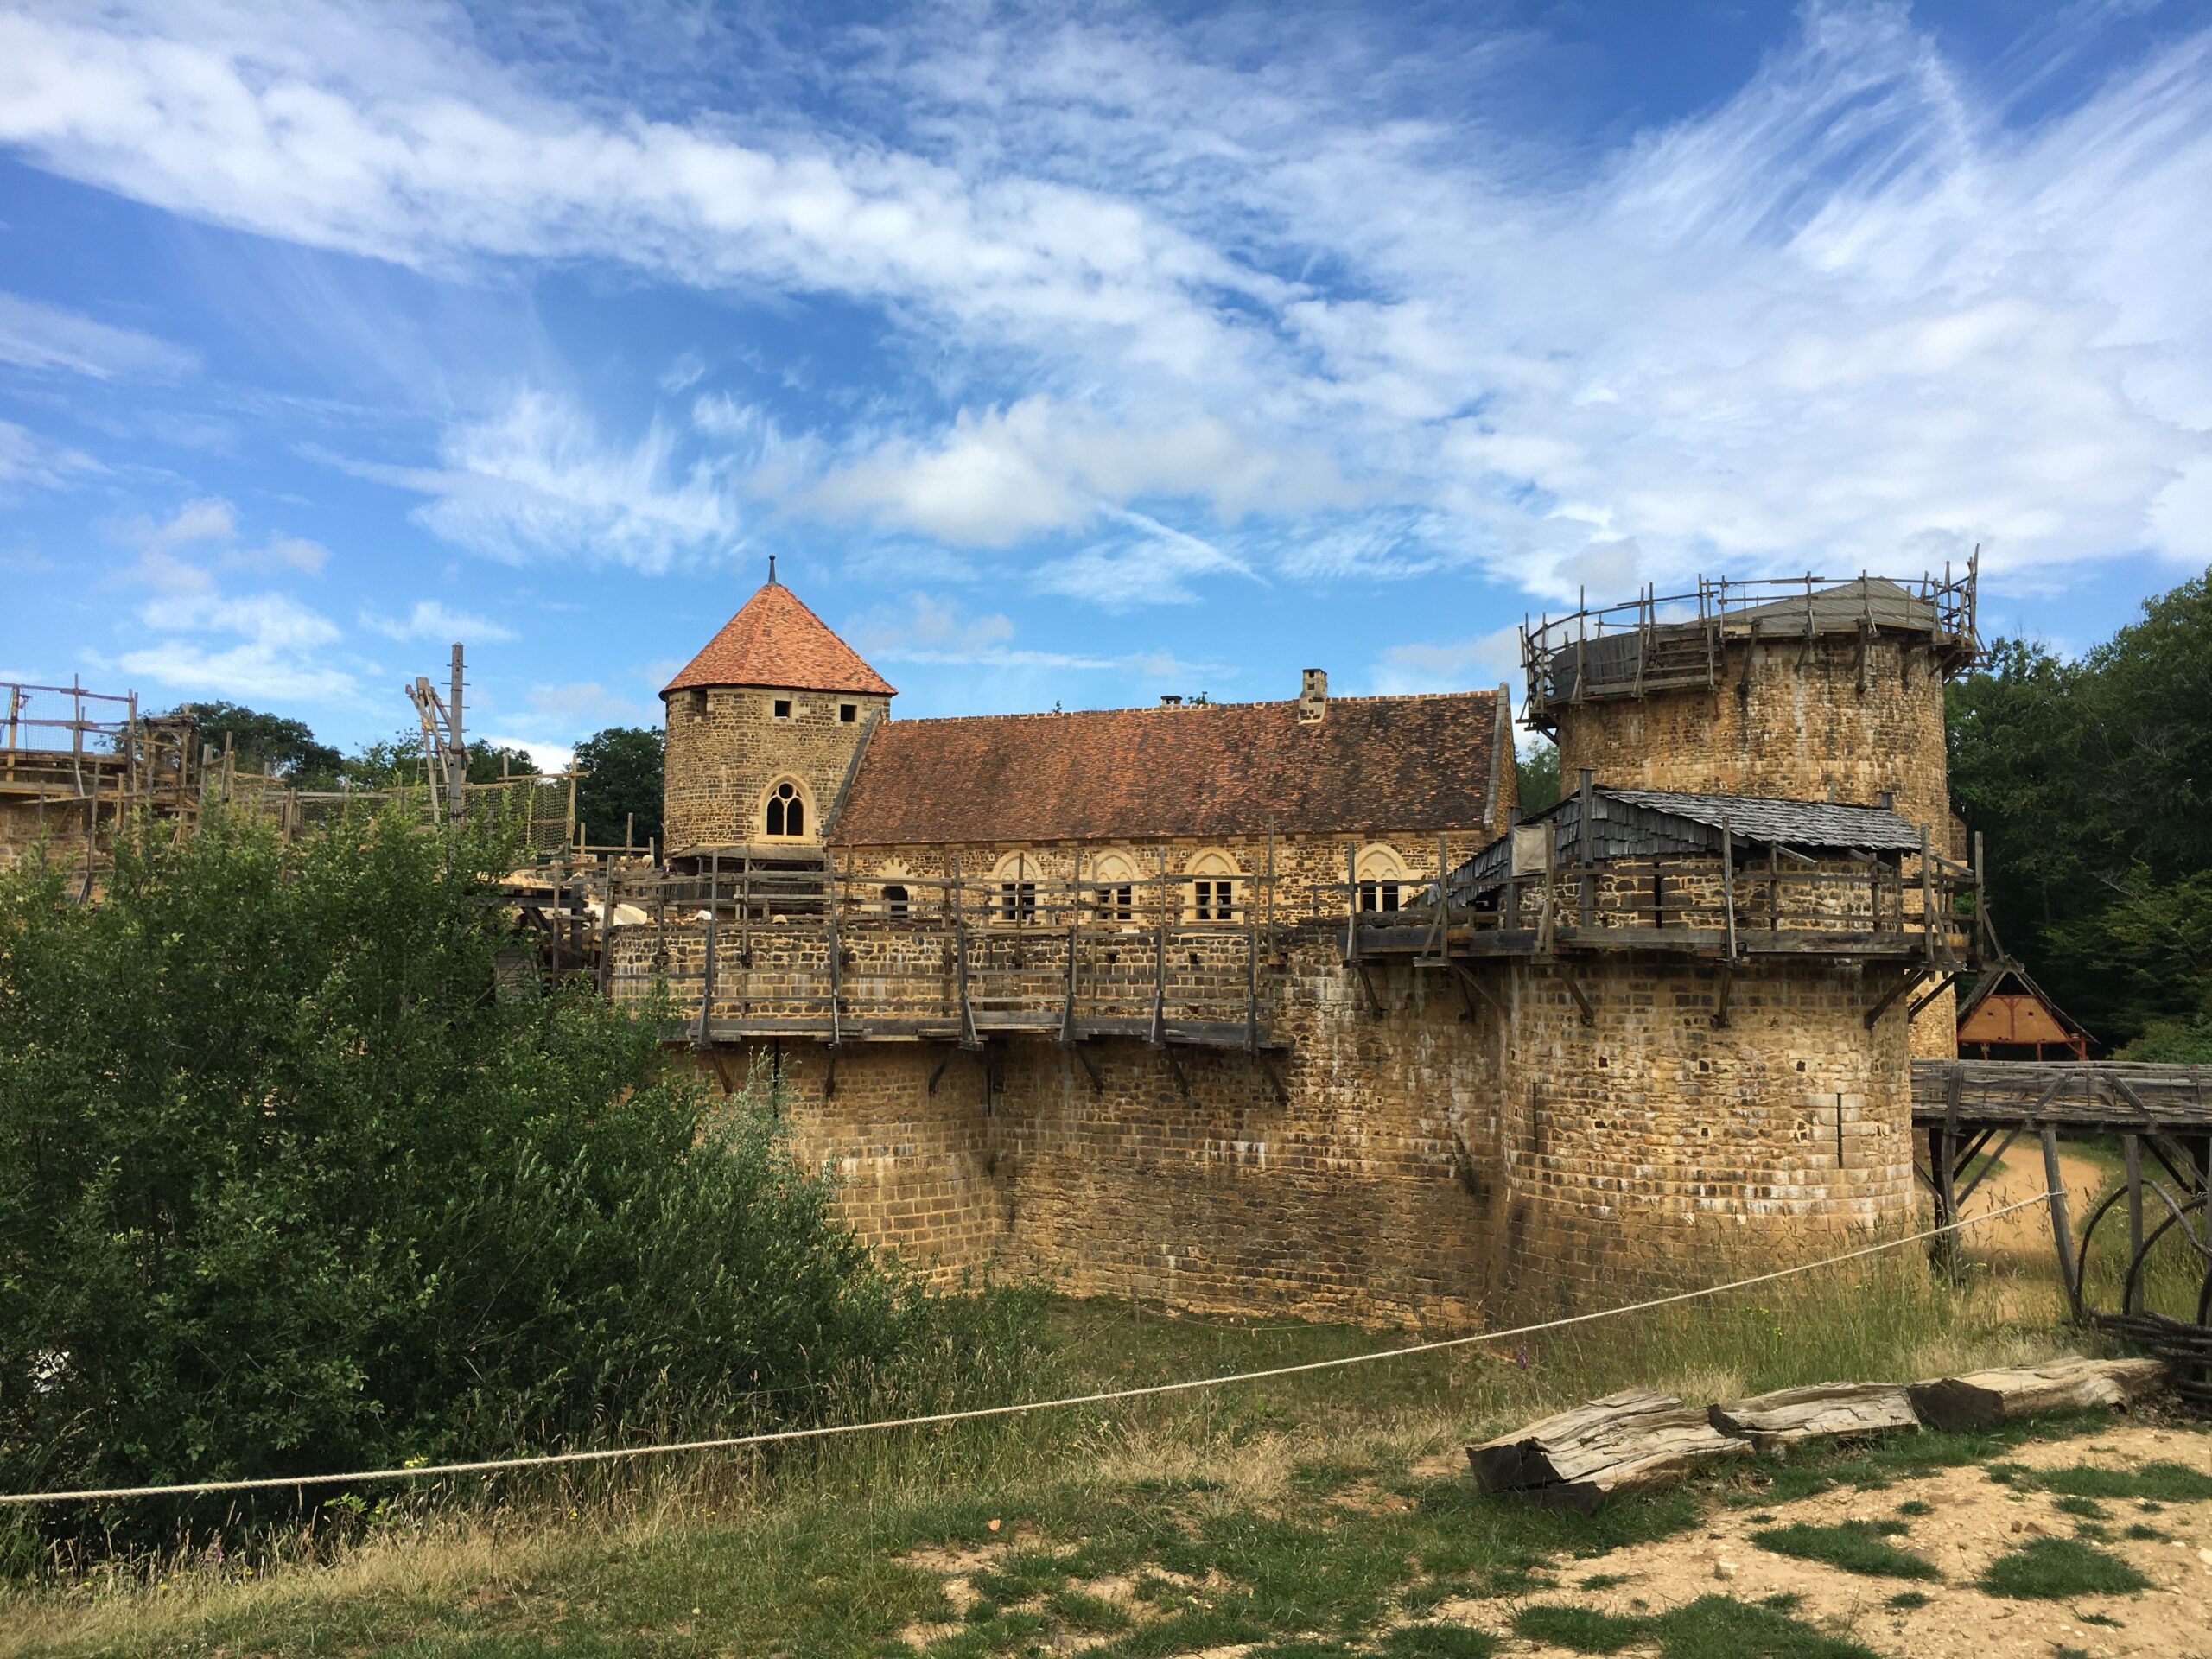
left=0, top=807, right=1030, bottom=1542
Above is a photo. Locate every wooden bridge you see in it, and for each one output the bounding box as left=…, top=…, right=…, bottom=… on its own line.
left=1912, top=1058, right=2212, bottom=1408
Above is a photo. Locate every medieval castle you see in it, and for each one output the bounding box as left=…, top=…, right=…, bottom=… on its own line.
left=608, top=568, right=1986, bottom=1325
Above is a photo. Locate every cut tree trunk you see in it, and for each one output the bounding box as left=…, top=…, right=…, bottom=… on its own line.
left=1707, top=1382, right=1918, bottom=1449
left=1466, top=1389, right=1750, bottom=1513
left=1907, top=1357, right=2167, bottom=1433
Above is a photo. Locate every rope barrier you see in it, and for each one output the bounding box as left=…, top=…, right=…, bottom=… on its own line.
left=0, top=1190, right=2058, bottom=1506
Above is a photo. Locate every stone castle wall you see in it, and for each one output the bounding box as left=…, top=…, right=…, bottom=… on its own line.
left=661, top=684, right=887, bottom=854
left=1549, top=632, right=1957, bottom=1058
left=1491, top=954, right=1916, bottom=1313
left=664, top=931, right=1921, bottom=1325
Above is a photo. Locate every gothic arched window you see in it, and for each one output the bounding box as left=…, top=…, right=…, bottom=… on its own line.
left=1091, top=851, right=1138, bottom=926
left=1357, top=843, right=1408, bottom=913
left=1185, top=849, right=1242, bottom=923
left=764, top=779, right=806, bottom=838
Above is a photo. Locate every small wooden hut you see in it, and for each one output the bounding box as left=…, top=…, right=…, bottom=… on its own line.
left=1955, top=963, right=2092, bottom=1060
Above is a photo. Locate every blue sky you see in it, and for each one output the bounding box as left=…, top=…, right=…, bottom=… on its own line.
left=1, top=1, right=2208, bottom=766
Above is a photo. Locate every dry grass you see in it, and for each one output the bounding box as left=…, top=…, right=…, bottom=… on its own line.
left=0, top=1230, right=2108, bottom=1659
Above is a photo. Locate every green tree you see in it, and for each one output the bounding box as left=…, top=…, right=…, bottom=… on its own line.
left=163, top=700, right=343, bottom=785
left=1947, top=569, right=2212, bottom=1047
left=575, top=725, right=664, bottom=851
left=0, top=806, right=1023, bottom=1535
left=1516, top=737, right=1561, bottom=814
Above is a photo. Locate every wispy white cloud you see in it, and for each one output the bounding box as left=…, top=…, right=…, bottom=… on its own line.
left=658, top=352, right=706, bottom=394
left=1366, top=624, right=1522, bottom=698
left=5, top=3, right=2210, bottom=608
left=113, top=589, right=359, bottom=703
left=0, top=290, right=196, bottom=379
left=329, top=389, right=739, bottom=571
left=0, top=418, right=99, bottom=493
left=360, top=599, right=517, bottom=645
left=803, top=397, right=1349, bottom=548
left=848, top=590, right=1108, bottom=668
left=112, top=496, right=331, bottom=594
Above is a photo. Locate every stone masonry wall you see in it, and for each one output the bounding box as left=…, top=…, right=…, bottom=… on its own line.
left=1491, top=953, right=1916, bottom=1313
left=1551, top=632, right=1957, bottom=1058
left=662, top=684, right=887, bottom=855
left=712, top=926, right=1504, bottom=1326
left=671, top=930, right=1920, bottom=1328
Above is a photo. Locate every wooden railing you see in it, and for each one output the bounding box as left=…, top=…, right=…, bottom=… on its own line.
left=1520, top=565, right=1980, bottom=721
left=602, top=861, right=1297, bottom=1052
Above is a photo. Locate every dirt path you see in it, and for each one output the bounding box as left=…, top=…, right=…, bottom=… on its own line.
left=1948, top=1147, right=2106, bottom=1268
left=1434, top=1423, right=2211, bottom=1658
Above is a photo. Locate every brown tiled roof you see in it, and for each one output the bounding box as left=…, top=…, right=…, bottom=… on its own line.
left=829, top=691, right=1506, bottom=846
left=663, top=582, right=896, bottom=697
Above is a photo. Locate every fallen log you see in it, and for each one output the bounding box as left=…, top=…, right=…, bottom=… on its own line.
left=1466, top=1389, right=1750, bottom=1512
left=1708, top=1382, right=1919, bottom=1449
left=1907, top=1356, right=2167, bottom=1433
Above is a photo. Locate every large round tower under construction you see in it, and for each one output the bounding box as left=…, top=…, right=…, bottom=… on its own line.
left=1522, top=564, right=1980, bottom=1056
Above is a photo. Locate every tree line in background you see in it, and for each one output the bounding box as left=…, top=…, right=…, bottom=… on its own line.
left=164, top=704, right=667, bottom=853
left=1948, top=569, right=2212, bottom=1060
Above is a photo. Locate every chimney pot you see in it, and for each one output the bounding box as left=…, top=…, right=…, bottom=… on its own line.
left=1160, top=694, right=1183, bottom=707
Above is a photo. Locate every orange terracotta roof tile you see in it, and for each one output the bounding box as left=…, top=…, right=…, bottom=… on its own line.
left=829, top=691, right=1506, bottom=846
left=663, top=582, right=896, bottom=697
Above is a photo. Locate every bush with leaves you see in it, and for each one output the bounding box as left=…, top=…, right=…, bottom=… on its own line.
left=0, top=806, right=1032, bottom=1537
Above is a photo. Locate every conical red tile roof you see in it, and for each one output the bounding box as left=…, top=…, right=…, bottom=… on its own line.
left=662, top=582, right=895, bottom=697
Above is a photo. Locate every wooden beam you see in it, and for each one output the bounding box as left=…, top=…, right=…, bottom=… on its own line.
left=2042, top=1128, right=2083, bottom=1320
left=1161, top=1043, right=1191, bottom=1100
left=1449, top=963, right=1507, bottom=1023
left=2123, top=1133, right=2144, bottom=1317
left=1554, top=963, right=1595, bottom=1027
left=1865, top=966, right=1929, bottom=1028
left=1071, top=1042, right=1103, bottom=1094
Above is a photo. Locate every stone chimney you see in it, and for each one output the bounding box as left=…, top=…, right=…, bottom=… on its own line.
left=1299, top=668, right=1327, bottom=724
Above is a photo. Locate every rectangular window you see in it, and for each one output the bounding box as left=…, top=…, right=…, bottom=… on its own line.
left=840, top=702, right=857, bottom=723
left=1000, top=881, right=1037, bottom=925
left=1357, top=881, right=1401, bottom=913
left=772, top=698, right=792, bottom=720
left=1096, top=882, right=1134, bottom=925
left=1193, top=879, right=1236, bottom=922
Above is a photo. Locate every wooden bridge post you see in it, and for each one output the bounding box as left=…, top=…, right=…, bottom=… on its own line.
left=696, top=853, right=719, bottom=1049
left=2042, top=1128, right=2084, bottom=1320
left=2122, top=1133, right=2145, bottom=1317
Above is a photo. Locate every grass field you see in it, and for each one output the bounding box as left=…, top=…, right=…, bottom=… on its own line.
left=4, top=1243, right=2139, bottom=1659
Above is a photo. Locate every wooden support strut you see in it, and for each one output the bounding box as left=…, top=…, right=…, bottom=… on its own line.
left=1555, top=963, right=1595, bottom=1027
left=1071, top=1042, right=1103, bottom=1094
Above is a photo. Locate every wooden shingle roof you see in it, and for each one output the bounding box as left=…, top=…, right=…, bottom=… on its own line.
left=828, top=691, right=1508, bottom=847
left=663, top=582, right=896, bottom=697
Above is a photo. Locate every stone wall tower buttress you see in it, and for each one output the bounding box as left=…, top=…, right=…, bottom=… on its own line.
left=1522, top=569, right=1980, bottom=1055
left=659, top=579, right=895, bottom=861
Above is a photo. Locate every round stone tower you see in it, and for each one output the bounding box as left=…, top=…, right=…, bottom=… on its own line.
left=1523, top=569, right=1980, bottom=1057
left=659, top=577, right=894, bottom=861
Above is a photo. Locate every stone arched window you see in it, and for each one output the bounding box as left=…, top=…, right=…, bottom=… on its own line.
left=761, top=777, right=810, bottom=839
left=1356, top=843, right=1409, bottom=914
left=1090, top=850, right=1138, bottom=927
left=990, top=851, right=1039, bottom=926
left=1185, top=849, right=1242, bottom=923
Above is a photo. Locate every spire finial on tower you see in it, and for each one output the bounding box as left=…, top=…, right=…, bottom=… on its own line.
left=768, top=554, right=777, bottom=586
